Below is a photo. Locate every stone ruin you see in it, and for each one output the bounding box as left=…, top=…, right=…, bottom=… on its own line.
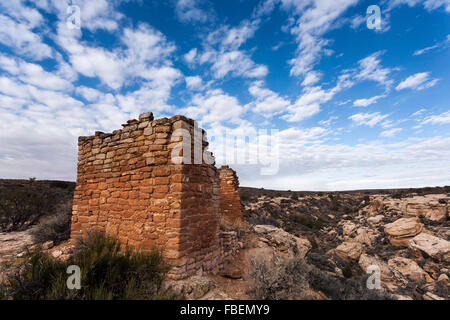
left=70, top=112, right=243, bottom=279
left=219, top=166, right=244, bottom=224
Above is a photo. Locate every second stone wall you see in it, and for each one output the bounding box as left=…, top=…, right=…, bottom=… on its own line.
left=218, top=165, right=244, bottom=223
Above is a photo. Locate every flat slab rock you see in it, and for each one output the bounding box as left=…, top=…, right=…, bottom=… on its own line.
left=384, top=217, right=424, bottom=238
left=388, top=257, right=433, bottom=283
left=408, top=233, right=450, bottom=262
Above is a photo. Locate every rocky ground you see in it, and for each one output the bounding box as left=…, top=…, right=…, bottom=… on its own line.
left=1, top=183, right=449, bottom=300
left=230, top=188, right=449, bottom=300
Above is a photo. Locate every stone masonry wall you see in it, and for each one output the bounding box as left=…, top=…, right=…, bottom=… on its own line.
left=218, top=166, right=243, bottom=223
left=70, top=112, right=220, bottom=279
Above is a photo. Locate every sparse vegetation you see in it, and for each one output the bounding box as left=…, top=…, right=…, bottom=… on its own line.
left=0, top=179, right=56, bottom=232
left=249, top=255, right=312, bottom=300
left=0, top=232, right=173, bottom=300
left=31, top=200, right=72, bottom=245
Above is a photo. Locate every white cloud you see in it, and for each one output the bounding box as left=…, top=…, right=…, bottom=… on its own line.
left=0, top=14, right=52, bottom=60
left=55, top=20, right=180, bottom=90
left=35, top=0, right=122, bottom=32
left=301, top=71, right=322, bottom=86
left=0, top=54, right=72, bottom=91
left=247, top=81, right=291, bottom=116
left=175, top=0, right=210, bottom=23
left=210, top=50, right=268, bottom=79
left=396, top=72, right=439, bottom=91
left=388, top=0, right=450, bottom=12
left=283, top=72, right=354, bottom=122
left=195, top=19, right=269, bottom=79
left=184, top=48, right=198, bottom=64
left=349, top=112, right=389, bottom=127
left=182, top=89, right=245, bottom=125
left=356, top=51, right=394, bottom=88
left=185, top=76, right=203, bottom=90
left=280, top=0, right=358, bottom=78
left=380, top=128, right=402, bottom=137
left=353, top=94, right=385, bottom=107
left=413, top=44, right=440, bottom=56
left=422, top=111, right=450, bottom=124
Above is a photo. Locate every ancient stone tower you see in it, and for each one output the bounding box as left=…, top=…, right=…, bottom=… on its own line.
left=70, top=112, right=242, bottom=279
left=218, top=166, right=244, bottom=223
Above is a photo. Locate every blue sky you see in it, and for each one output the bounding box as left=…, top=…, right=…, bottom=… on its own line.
left=0, top=0, right=449, bottom=190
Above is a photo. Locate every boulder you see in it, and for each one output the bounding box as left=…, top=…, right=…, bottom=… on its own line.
left=253, top=225, right=311, bottom=258
left=367, top=215, right=384, bottom=226
left=437, top=274, right=449, bottom=286
left=358, top=253, right=400, bottom=291
left=354, top=227, right=376, bottom=246
left=342, top=221, right=357, bottom=237
left=408, top=233, right=450, bottom=262
left=405, top=200, right=447, bottom=222
left=384, top=217, right=424, bottom=247
left=335, top=241, right=363, bottom=262
left=368, top=199, right=383, bottom=217
left=164, top=276, right=213, bottom=299
left=423, top=292, right=445, bottom=300
left=387, top=257, right=433, bottom=283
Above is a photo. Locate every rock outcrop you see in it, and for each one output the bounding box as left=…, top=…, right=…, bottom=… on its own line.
left=384, top=217, right=424, bottom=247
left=388, top=257, right=433, bottom=283
left=335, top=241, right=363, bottom=262
left=408, top=233, right=450, bottom=262
left=253, top=224, right=311, bottom=258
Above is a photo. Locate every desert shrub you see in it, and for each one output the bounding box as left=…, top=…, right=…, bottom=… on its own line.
left=330, top=199, right=340, bottom=211
left=290, top=213, right=326, bottom=230
left=290, top=193, right=298, bottom=200
left=1, top=232, right=172, bottom=300
left=363, top=195, right=370, bottom=205
left=31, top=201, right=72, bottom=245
left=0, top=179, right=60, bottom=232
left=49, top=181, right=76, bottom=191
left=391, top=192, right=404, bottom=199
left=341, top=265, right=353, bottom=278
left=291, top=213, right=315, bottom=228
left=249, top=255, right=313, bottom=300
left=240, top=193, right=250, bottom=202
left=307, top=266, right=392, bottom=300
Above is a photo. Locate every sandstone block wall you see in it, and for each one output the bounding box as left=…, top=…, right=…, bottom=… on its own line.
left=218, top=166, right=244, bottom=223
left=70, top=112, right=220, bottom=279
left=218, top=231, right=240, bottom=270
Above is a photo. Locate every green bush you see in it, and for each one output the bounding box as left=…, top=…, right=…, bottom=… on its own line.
left=1, top=232, right=172, bottom=300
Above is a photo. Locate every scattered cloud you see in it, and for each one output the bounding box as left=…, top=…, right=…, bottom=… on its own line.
left=349, top=112, right=390, bottom=127
left=247, top=81, right=291, bottom=116
left=353, top=94, right=385, bottom=107
left=380, top=127, right=402, bottom=137
left=175, top=0, right=210, bottom=23
left=280, top=0, right=358, bottom=79
left=396, top=72, right=439, bottom=91
left=422, top=110, right=450, bottom=124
